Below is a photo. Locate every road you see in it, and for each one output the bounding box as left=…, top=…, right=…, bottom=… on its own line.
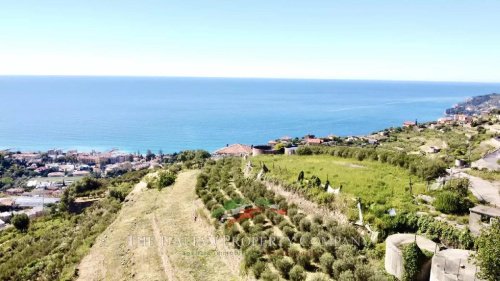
left=448, top=168, right=500, bottom=207
left=76, top=170, right=244, bottom=281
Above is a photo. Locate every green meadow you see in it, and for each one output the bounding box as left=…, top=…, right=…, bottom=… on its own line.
left=251, top=154, right=426, bottom=216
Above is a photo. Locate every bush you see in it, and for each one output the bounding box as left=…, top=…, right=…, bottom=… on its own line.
left=244, top=246, right=263, bottom=268
left=338, top=270, right=356, bottom=281
left=280, top=237, right=291, bottom=252
left=299, top=218, right=312, bottom=232
left=11, top=213, right=30, bottom=232
left=402, top=242, right=425, bottom=281
left=252, top=261, right=266, bottom=279
left=319, top=252, right=334, bottom=275
left=289, top=265, right=306, bottom=281
left=433, top=191, right=471, bottom=214
left=276, top=257, right=294, bottom=279
left=211, top=207, right=225, bottom=220
left=299, top=233, right=312, bottom=249
left=261, top=268, right=280, bottom=281
left=157, top=170, right=177, bottom=189
left=332, top=259, right=355, bottom=279
left=475, top=221, right=500, bottom=281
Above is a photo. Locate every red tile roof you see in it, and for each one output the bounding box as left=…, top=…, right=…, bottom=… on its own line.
left=306, top=138, right=323, bottom=144
left=213, top=144, right=252, bottom=156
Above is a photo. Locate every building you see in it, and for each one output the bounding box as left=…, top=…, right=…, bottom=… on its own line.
left=252, top=145, right=276, bottom=156
left=469, top=205, right=500, bottom=235
left=284, top=146, right=298, bottom=155
left=5, top=188, right=24, bottom=195
left=403, top=120, right=417, bottom=128
left=47, top=172, right=65, bottom=177
left=306, top=138, right=323, bottom=145
left=438, top=117, right=454, bottom=124
left=213, top=144, right=252, bottom=157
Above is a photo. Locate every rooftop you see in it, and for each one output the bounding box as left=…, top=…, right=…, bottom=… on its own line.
left=213, top=144, right=252, bottom=155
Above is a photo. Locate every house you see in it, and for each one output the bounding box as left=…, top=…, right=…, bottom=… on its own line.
left=469, top=205, right=500, bottom=235
left=284, top=147, right=298, bottom=155
left=306, top=138, right=323, bottom=145
left=403, top=120, right=417, bottom=128
left=437, top=117, right=454, bottom=124
left=47, top=172, right=65, bottom=177
left=0, top=198, right=16, bottom=210
left=72, top=170, right=90, bottom=177
left=213, top=144, right=252, bottom=157
left=5, top=188, right=24, bottom=195
left=454, top=114, right=472, bottom=123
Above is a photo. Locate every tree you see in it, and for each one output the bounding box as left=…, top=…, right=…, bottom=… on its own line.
left=289, top=265, right=306, bottom=281
left=157, top=171, right=176, bottom=189
left=244, top=246, right=263, bottom=268
left=475, top=221, right=500, bottom=281
left=11, top=213, right=30, bottom=232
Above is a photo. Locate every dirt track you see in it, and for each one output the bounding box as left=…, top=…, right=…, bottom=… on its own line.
left=76, top=170, right=243, bottom=281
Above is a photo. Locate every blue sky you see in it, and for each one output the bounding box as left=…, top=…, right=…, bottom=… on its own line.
left=0, top=0, right=499, bottom=82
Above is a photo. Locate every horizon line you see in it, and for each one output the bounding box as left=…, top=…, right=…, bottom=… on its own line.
left=1, top=74, right=500, bottom=84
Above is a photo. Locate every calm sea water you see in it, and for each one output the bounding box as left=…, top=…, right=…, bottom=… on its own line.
left=1, top=76, right=499, bottom=153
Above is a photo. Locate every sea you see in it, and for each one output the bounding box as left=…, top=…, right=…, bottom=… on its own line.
left=1, top=76, right=499, bottom=153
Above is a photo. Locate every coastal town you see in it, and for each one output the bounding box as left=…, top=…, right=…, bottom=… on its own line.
left=1, top=94, right=499, bottom=281
left=0, top=149, right=165, bottom=230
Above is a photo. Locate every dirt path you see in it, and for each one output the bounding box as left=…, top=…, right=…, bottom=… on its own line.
left=263, top=181, right=349, bottom=224
left=77, top=170, right=243, bottom=281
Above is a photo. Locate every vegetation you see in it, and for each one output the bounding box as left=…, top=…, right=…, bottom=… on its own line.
left=196, top=157, right=389, bottom=280
left=11, top=213, right=30, bottom=232
left=475, top=221, right=500, bottom=281
left=251, top=154, right=427, bottom=224
left=466, top=169, right=500, bottom=182
left=0, top=169, right=147, bottom=281
left=402, top=242, right=426, bottom=281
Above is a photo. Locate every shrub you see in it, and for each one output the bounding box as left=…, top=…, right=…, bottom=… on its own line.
left=319, top=252, right=334, bottom=275
left=289, top=265, right=306, bottom=281
left=336, top=244, right=357, bottom=259
left=354, top=264, right=375, bottom=281
left=433, top=191, right=471, bottom=214
left=211, top=207, right=225, bottom=220
left=252, top=261, right=266, bottom=279
left=338, top=270, right=356, bottom=281
left=299, top=233, right=312, bottom=249
left=299, top=218, right=312, bottom=232
left=156, top=170, right=177, bottom=189
left=279, top=237, right=291, bottom=252
left=244, top=246, right=263, bottom=268
left=296, top=251, right=312, bottom=269
left=475, top=221, right=500, bottom=281
left=282, top=226, right=295, bottom=239
left=332, top=259, right=355, bottom=279
left=276, top=257, right=294, bottom=279
left=309, top=244, right=325, bottom=262
left=11, top=213, right=30, bottom=232
left=261, top=268, right=280, bottom=281
left=253, top=214, right=266, bottom=224
left=402, top=242, right=425, bottom=281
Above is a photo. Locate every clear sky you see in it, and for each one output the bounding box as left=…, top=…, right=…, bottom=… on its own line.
left=0, top=1, right=499, bottom=82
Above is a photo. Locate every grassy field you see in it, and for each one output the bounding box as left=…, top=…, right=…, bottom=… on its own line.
left=251, top=154, right=426, bottom=217
left=77, top=170, right=243, bottom=281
